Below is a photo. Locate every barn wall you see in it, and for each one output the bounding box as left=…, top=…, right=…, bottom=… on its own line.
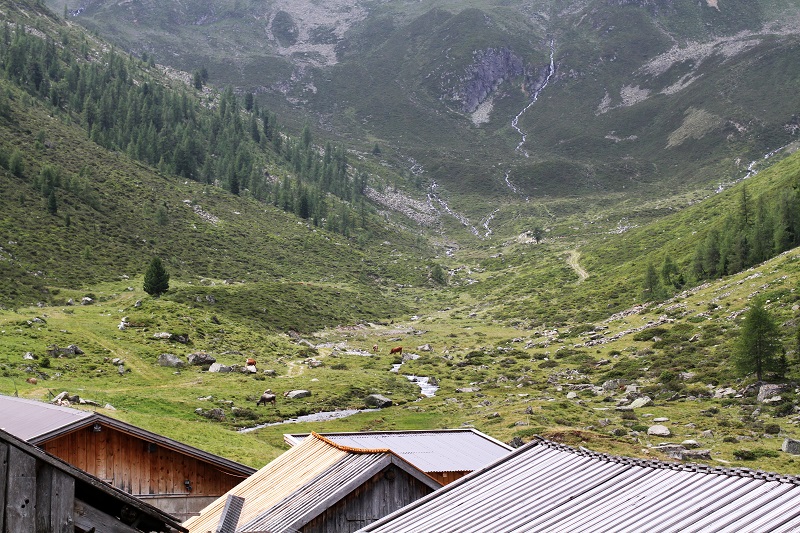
left=428, top=471, right=470, bottom=486
left=302, top=465, right=435, bottom=533
left=40, top=426, right=244, bottom=499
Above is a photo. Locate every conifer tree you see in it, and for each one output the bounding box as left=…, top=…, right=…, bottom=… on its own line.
left=734, top=298, right=781, bottom=381
left=143, top=256, right=170, bottom=296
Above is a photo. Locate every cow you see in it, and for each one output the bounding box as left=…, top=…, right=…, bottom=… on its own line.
left=389, top=346, right=403, bottom=355
left=246, top=358, right=257, bottom=366
left=256, top=389, right=276, bottom=406
left=372, top=344, right=379, bottom=353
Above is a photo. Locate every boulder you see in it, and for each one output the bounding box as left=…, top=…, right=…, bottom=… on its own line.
left=207, top=363, right=231, bottom=373
left=23, top=352, right=35, bottom=360
left=681, top=440, right=700, bottom=449
left=158, top=353, right=184, bottom=368
left=602, top=379, right=630, bottom=391
left=653, top=417, right=669, bottom=423
left=782, top=438, right=800, bottom=455
left=630, top=396, right=653, bottom=409
left=51, top=391, right=69, bottom=404
left=187, top=352, right=216, bottom=365
left=682, top=449, right=712, bottom=461
left=285, top=389, right=312, bottom=399
left=244, top=364, right=257, bottom=373
left=80, top=297, right=93, bottom=305
left=648, top=425, right=671, bottom=437
left=417, top=344, right=433, bottom=352
left=263, top=369, right=277, bottom=376
left=456, top=387, right=481, bottom=393
left=104, top=403, right=116, bottom=411
left=365, top=394, right=392, bottom=408
left=758, top=384, right=790, bottom=403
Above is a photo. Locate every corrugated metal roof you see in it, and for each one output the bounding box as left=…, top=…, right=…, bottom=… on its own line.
left=238, top=453, right=390, bottom=533
left=0, top=394, right=93, bottom=440
left=184, top=435, right=352, bottom=533
left=185, top=433, right=441, bottom=533
left=284, top=429, right=512, bottom=473
left=360, top=438, right=800, bottom=532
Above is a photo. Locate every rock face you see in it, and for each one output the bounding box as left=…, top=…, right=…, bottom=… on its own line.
left=365, top=394, right=393, bottom=408
left=285, top=390, right=311, bottom=399
left=158, top=353, right=184, bottom=368
left=188, top=352, right=216, bottom=365
left=452, top=48, right=524, bottom=113
left=782, top=438, right=800, bottom=455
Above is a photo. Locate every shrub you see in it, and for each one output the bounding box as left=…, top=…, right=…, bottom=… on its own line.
left=764, top=424, right=781, bottom=435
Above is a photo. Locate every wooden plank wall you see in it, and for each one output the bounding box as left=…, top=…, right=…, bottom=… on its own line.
left=303, top=466, right=435, bottom=533
left=41, top=426, right=242, bottom=497
left=1, top=444, right=75, bottom=533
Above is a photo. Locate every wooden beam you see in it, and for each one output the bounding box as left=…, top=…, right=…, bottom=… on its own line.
left=0, top=442, right=8, bottom=530
left=5, top=445, right=37, bottom=533
left=73, top=498, right=140, bottom=533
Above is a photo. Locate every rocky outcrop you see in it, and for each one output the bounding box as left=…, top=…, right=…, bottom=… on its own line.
left=453, top=48, right=524, bottom=113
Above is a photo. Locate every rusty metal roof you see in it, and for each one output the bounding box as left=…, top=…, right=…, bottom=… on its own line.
left=0, top=394, right=93, bottom=440
left=360, top=437, right=800, bottom=532
left=185, top=433, right=441, bottom=533
left=284, top=429, right=512, bottom=473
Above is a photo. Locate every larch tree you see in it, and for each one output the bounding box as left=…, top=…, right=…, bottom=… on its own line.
left=734, top=298, right=781, bottom=381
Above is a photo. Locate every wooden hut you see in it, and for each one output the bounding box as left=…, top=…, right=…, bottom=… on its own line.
left=0, top=426, right=186, bottom=533
left=0, top=395, right=255, bottom=521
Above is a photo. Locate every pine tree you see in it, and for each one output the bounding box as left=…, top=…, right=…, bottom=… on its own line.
left=143, top=256, right=170, bottom=296
left=734, top=298, right=781, bottom=381
left=46, top=190, right=57, bottom=215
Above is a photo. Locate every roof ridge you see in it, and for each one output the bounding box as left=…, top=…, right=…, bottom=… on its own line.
left=533, top=436, right=800, bottom=485
left=311, top=432, right=392, bottom=453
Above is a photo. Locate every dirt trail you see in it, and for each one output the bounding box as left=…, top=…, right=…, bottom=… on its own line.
left=567, top=250, right=589, bottom=281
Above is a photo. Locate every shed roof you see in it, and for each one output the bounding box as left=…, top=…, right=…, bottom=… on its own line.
left=0, top=394, right=255, bottom=477
left=360, top=437, right=800, bottom=532
left=284, top=429, right=512, bottom=473
left=185, top=433, right=440, bottom=533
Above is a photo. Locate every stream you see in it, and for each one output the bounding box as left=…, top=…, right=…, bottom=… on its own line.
left=237, top=358, right=438, bottom=433
left=427, top=180, right=480, bottom=236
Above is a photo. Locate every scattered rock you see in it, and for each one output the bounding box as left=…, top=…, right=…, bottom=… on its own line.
left=158, top=353, right=184, bottom=368
left=630, top=396, right=653, bottom=409
left=566, top=392, right=578, bottom=399
left=653, top=417, right=669, bottom=423
left=681, top=440, right=700, bottom=449
left=103, top=403, right=116, bottom=411
left=648, top=425, right=671, bottom=437
left=487, top=412, right=501, bottom=419
left=111, top=358, right=124, bottom=365
left=134, top=300, right=142, bottom=307
left=682, top=449, right=712, bottom=460
left=66, top=298, right=75, bottom=306
left=207, top=363, right=231, bottom=373
left=714, top=387, right=737, bottom=399
left=263, top=369, right=277, bottom=376
left=456, top=387, right=481, bottom=393
left=365, top=394, right=392, bottom=408
left=603, top=379, right=630, bottom=391
left=244, top=364, right=257, bottom=374
left=198, top=408, right=225, bottom=421
left=701, top=430, right=714, bottom=438
left=285, top=389, right=312, bottom=400
left=782, top=438, right=800, bottom=455
left=23, top=352, right=35, bottom=360
left=80, top=297, right=93, bottom=305
left=187, top=352, right=216, bottom=365
left=508, top=436, right=524, bottom=448
left=758, top=384, right=790, bottom=403
left=417, top=344, right=433, bottom=352
left=51, top=391, right=69, bottom=404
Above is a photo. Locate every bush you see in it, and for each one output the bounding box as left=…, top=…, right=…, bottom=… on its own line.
left=764, top=424, right=781, bottom=435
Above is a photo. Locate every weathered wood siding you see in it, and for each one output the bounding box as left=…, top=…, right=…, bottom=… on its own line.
left=428, top=470, right=470, bottom=486
left=41, top=425, right=243, bottom=497
left=302, top=465, right=435, bottom=533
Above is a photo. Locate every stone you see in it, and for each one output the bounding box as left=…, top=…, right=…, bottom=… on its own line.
left=417, top=344, right=433, bottom=352
left=364, top=394, right=392, bottom=408
left=714, top=387, right=737, bottom=398
left=653, top=417, right=670, bottom=423
left=602, top=379, right=630, bottom=391
left=66, top=298, right=75, bottom=306
left=456, top=387, right=481, bottom=393
left=263, top=369, right=277, bottom=376
left=701, top=430, right=714, bottom=438
left=402, top=353, right=420, bottom=362
left=80, top=297, right=93, bottom=305
left=286, top=389, right=312, bottom=400
left=655, top=444, right=686, bottom=459
left=104, top=403, right=116, bottom=411
left=134, top=300, right=142, bottom=307
left=158, top=353, right=184, bottom=368
left=111, top=358, right=124, bottom=365
left=630, top=396, right=653, bottom=409
left=244, top=364, right=257, bottom=373
left=51, top=391, right=69, bottom=403
left=23, top=352, right=35, bottom=360
left=681, top=440, right=701, bottom=449
left=566, top=392, right=578, bottom=399
left=648, top=425, right=671, bottom=437
left=207, top=363, right=231, bottom=373
left=782, top=438, right=800, bottom=455
left=187, top=352, right=216, bottom=365
left=758, top=383, right=790, bottom=403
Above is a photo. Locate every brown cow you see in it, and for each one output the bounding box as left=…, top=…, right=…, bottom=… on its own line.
left=246, top=358, right=257, bottom=366
left=389, top=346, right=403, bottom=355
left=256, top=389, right=276, bottom=406
left=372, top=344, right=379, bottom=353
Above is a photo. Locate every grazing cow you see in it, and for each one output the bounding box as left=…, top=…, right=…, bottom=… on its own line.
left=26, top=377, right=38, bottom=385
left=389, top=346, right=403, bottom=355
left=256, top=389, right=276, bottom=406
left=372, top=344, right=379, bottom=353
left=246, top=358, right=257, bottom=366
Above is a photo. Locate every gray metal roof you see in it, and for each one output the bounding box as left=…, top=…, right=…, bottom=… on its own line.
left=284, top=429, right=512, bottom=473
left=0, top=394, right=93, bottom=440
left=360, top=438, right=800, bottom=532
